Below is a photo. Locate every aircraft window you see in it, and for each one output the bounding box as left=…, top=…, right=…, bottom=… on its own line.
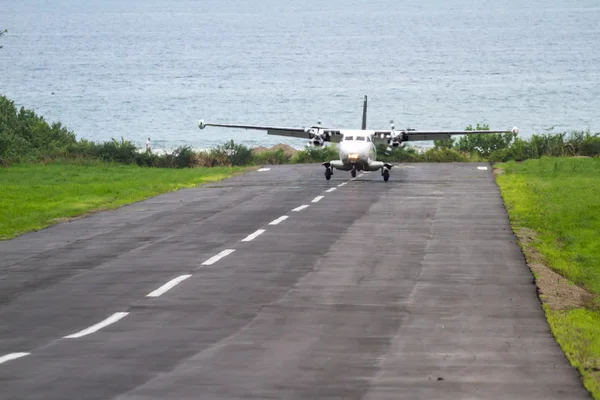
left=366, top=137, right=371, bottom=142
left=356, top=136, right=366, bottom=141
left=345, top=136, right=354, bottom=141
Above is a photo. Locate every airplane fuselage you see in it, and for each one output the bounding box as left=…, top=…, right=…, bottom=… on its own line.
left=324, top=130, right=390, bottom=180
left=340, top=131, right=374, bottom=169
left=330, top=130, right=383, bottom=172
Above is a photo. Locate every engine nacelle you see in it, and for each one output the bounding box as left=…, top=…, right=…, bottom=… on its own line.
left=312, top=136, right=324, bottom=146
left=388, top=136, right=403, bottom=147
left=198, top=119, right=206, bottom=129
left=308, top=128, right=325, bottom=146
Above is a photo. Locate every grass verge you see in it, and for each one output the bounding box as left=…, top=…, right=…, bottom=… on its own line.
left=0, top=163, right=246, bottom=239
left=495, top=157, right=600, bottom=398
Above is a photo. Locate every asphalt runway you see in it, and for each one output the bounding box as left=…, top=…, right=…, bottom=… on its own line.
left=0, top=163, right=589, bottom=399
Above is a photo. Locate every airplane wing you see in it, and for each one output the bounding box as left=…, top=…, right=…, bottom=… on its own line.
left=198, top=120, right=344, bottom=143
left=371, top=128, right=516, bottom=145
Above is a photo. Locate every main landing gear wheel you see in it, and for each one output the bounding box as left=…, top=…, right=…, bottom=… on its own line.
left=325, top=168, right=332, bottom=180
left=351, top=169, right=357, bottom=178
left=383, top=169, right=390, bottom=182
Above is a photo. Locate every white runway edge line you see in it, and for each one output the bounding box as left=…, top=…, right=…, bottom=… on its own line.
left=292, top=205, right=309, bottom=212
left=477, top=166, right=488, bottom=170
left=325, top=188, right=337, bottom=193
left=242, top=229, right=265, bottom=242
left=257, top=168, right=271, bottom=172
left=201, top=249, right=236, bottom=266
left=63, top=312, right=129, bottom=339
left=0, top=352, right=30, bottom=365
left=312, top=196, right=324, bottom=203
left=269, top=215, right=288, bottom=225
left=146, top=275, right=192, bottom=297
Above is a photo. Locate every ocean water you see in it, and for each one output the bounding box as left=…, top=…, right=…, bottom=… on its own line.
left=1, top=0, right=599, bottom=151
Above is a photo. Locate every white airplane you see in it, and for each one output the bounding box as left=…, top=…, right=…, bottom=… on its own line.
left=198, top=96, right=517, bottom=181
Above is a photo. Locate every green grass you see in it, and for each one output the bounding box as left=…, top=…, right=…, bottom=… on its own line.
left=497, top=157, right=600, bottom=294
left=496, top=157, right=600, bottom=398
left=0, top=163, right=245, bottom=239
left=546, top=307, right=600, bottom=397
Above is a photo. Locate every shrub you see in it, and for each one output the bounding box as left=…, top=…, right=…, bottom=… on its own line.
left=421, top=148, right=467, bottom=162
left=171, top=146, right=195, bottom=168
left=454, top=124, right=516, bottom=158
left=253, top=149, right=291, bottom=165
left=134, top=150, right=160, bottom=167
left=215, top=140, right=253, bottom=166
left=376, top=145, right=421, bottom=162
left=95, top=137, right=137, bottom=164
left=0, top=95, right=77, bottom=161
left=433, top=137, right=455, bottom=150
left=292, top=144, right=339, bottom=163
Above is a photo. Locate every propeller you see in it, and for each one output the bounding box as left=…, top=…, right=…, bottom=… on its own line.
left=387, top=119, right=404, bottom=151
left=308, top=119, right=326, bottom=146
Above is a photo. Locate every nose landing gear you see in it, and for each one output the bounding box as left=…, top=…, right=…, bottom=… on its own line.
left=351, top=168, right=357, bottom=178
left=323, top=162, right=333, bottom=180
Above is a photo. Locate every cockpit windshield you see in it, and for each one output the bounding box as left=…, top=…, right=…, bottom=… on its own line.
left=356, top=136, right=366, bottom=141
left=344, top=136, right=354, bottom=141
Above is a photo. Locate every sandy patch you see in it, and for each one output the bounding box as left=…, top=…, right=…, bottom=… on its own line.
left=492, top=167, right=504, bottom=176
left=515, top=228, right=595, bottom=310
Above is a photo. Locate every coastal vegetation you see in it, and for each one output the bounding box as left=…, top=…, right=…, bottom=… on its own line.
left=496, top=158, right=600, bottom=398
left=2, top=96, right=599, bottom=168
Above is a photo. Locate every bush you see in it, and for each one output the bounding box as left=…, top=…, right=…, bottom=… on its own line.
left=95, top=137, right=137, bottom=164
left=581, top=134, right=600, bottom=157
left=292, top=144, right=339, bottom=163
left=216, top=140, right=253, bottom=166
left=454, top=124, right=516, bottom=158
left=421, top=148, right=468, bottom=162
left=0, top=95, right=77, bottom=161
left=376, top=145, right=421, bottom=162
left=134, top=150, right=160, bottom=167
left=171, top=146, right=195, bottom=168
left=253, top=149, right=291, bottom=165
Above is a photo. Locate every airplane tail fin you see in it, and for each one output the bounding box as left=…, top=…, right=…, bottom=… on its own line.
left=361, top=95, right=367, bottom=130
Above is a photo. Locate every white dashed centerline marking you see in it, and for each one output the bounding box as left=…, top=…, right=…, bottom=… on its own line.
left=292, top=205, right=309, bottom=212
left=257, top=168, right=271, bottom=172
left=0, top=352, right=30, bottom=365
left=358, top=173, right=365, bottom=177
left=269, top=215, right=288, bottom=225
left=242, top=229, right=265, bottom=242
left=201, top=249, right=236, bottom=266
left=338, top=182, right=348, bottom=187
left=64, top=312, right=129, bottom=339
left=325, top=188, right=336, bottom=193
left=477, top=166, right=488, bottom=170
left=312, top=196, right=324, bottom=203
left=147, top=275, right=192, bottom=298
